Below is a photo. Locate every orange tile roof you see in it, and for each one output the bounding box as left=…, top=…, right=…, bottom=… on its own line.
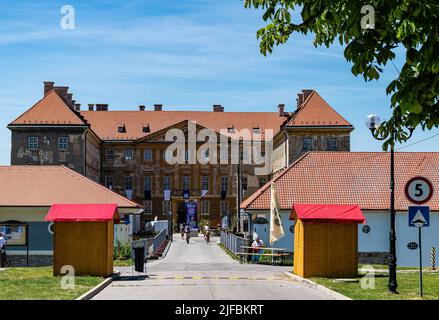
left=79, top=110, right=289, bottom=140
left=241, top=152, right=439, bottom=211
left=9, top=91, right=86, bottom=126
left=0, top=165, right=140, bottom=208
left=287, top=91, right=352, bottom=127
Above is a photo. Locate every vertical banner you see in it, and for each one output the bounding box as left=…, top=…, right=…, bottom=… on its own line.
left=185, top=202, right=198, bottom=228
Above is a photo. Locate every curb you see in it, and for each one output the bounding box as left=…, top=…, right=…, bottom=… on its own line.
left=284, top=272, right=352, bottom=300
left=76, top=272, right=120, bottom=300
left=161, top=239, right=172, bottom=258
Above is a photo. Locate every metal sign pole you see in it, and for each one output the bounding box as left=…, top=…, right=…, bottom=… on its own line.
left=419, top=226, right=423, bottom=297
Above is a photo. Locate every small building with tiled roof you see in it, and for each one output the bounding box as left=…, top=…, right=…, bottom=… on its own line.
left=0, top=165, right=141, bottom=266
left=241, top=151, right=439, bottom=267
left=7, top=82, right=353, bottom=229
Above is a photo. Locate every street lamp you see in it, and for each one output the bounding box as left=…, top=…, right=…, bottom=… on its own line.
left=365, top=114, right=414, bottom=293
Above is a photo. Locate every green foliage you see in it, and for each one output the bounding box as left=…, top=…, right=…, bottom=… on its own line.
left=199, top=218, right=211, bottom=231
left=113, top=240, right=131, bottom=260
left=244, top=0, right=439, bottom=149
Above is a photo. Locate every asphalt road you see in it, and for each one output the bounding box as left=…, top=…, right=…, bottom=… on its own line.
left=93, top=235, right=335, bottom=300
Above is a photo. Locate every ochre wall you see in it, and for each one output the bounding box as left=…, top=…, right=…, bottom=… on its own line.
left=294, top=219, right=358, bottom=278
left=53, top=221, right=114, bottom=277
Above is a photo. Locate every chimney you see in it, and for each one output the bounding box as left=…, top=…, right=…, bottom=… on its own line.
left=74, top=103, right=81, bottom=111
left=302, top=89, right=313, bottom=101
left=154, top=104, right=163, bottom=111
left=43, top=81, right=54, bottom=96
left=139, top=105, right=145, bottom=111
left=296, top=93, right=304, bottom=109
left=88, top=104, right=94, bottom=111
left=95, top=104, right=109, bottom=111
left=278, top=104, right=285, bottom=116
left=213, top=104, right=224, bottom=112
left=66, top=93, right=73, bottom=108
left=53, top=86, right=69, bottom=102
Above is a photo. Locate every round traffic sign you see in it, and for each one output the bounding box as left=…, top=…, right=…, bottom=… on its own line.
left=405, top=176, right=434, bottom=204
left=407, top=242, right=419, bottom=250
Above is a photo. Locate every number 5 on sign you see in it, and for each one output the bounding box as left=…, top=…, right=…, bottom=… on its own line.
left=405, top=176, right=434, bottom=205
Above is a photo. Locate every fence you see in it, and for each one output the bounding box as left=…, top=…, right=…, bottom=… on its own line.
left=220, top=231, right=248, bottom=255
left=153, top=228, right=167, bottom=252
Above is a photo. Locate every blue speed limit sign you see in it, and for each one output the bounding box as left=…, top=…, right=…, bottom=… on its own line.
left=405, top=176, right=433, bottom=204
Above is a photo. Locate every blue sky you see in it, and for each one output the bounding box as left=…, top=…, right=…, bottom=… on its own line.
left=0, top=0, right=438, bottom=165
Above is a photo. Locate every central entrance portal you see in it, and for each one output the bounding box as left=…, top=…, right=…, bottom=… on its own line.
left=176, top=201, right=198, bottom=227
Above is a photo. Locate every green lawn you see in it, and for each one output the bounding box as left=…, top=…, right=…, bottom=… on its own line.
left=312, top=271, right=439, bottom=300
left=114, top=259, right=133, bottom=267
left=0, top=267, right=103, bottom=300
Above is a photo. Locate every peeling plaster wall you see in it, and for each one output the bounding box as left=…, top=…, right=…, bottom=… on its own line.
left=10, top=127, right=87, bottom=175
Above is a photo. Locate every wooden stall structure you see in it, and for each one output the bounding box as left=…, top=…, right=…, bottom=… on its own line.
left=290, top=203, right=366, bottom=278
left=45, top=203, right=120, bottom=277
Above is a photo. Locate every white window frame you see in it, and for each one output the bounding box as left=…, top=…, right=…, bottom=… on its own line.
left=163, top=201, right=172, bottom=214
left=201, top=176, right=209, bottom=191
left=124, top=149, right=134, bottom=160
left=58, top=136, right=68, bottom=150
left=28, top=137, right=39, bottom=150
left=163, top=176, right=172, bottom=190
left=201, top=200, right=209, bottom=215
left=143, top=149, right=153, bottom=161
left=144, top=200, right=152, bottom=215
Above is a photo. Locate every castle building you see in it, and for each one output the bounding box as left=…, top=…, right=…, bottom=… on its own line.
left=8, top=82, right=353, bottom=227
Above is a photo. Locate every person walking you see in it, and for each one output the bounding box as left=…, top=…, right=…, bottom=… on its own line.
left=0, top=232, right=7, bottom=268
left=184, top=224, right=191, bottom=244
left=204, top=225, right=211, bottom=244
left=251, top=235, right=264, bottom=263
left=180, top=223, right=185, bottom=240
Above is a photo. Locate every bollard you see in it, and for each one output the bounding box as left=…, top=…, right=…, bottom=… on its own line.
left=432, top=247, right=436, bottom=271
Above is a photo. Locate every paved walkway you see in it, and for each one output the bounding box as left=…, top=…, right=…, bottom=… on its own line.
left=93, top=235, right=335, bottom=300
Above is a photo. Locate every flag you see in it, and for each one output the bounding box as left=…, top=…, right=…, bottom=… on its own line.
left=270, top=183, right=284, bottom=244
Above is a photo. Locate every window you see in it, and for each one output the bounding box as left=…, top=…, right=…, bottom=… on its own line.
left=220, top=201, right=229, bottom=215
left=143, top=149, right=153, bottom=161
left=144, top=200, right=152, bottom=214
left=327, top=138, right=337, bottom=151
left=183, top=176, right=190, bottom=190
left=105, top=176, right=113, bottom=189
left=125, top=176, right=133, bottom=191
left=58, top=137, right=68, bottom=150
left=184, top=149, right=191, bottom=163
left=28, top=137, right=38, bottom=150
left=201, top=200, right=209, bottom=215
left=163, top=201, right=172, bottom=214
left=105, top=149, right=114, bottom=160
left=201, top=176, right=209, bottom=191
left=118, top=125, right=126, bottom=133
left=228, top=127, right=235, bottom=133
left=144, top=176, right=152, bottom=191
left=163, top=176, right=172, bottom=190
left=124, top=149, right=134, bottom=160
left=302, top=138, right=312, bottom=151
left=221, top=176, right=228, bottom=192
left=241, top=176, right=248, bottom=191
left=253, top=127, right=261, bottom=134
left=258, top=177, right=267, bottom=188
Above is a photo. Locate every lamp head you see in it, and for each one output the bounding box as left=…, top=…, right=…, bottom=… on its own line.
left=365, top=114, right=381, bottom=130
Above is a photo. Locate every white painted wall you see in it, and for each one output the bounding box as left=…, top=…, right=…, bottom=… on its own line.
left=249, top=210, right=439, bottom=267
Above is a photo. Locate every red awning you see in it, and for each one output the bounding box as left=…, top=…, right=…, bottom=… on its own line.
left=45, top=204, right=119, bottom=222
left=290, top=204, right=366, bottom=224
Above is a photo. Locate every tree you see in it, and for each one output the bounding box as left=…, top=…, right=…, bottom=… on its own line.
left=244, top=0, right=439, bottom=149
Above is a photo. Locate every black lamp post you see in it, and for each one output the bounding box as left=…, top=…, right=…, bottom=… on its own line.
left=365, top=114, right=414, bottom=293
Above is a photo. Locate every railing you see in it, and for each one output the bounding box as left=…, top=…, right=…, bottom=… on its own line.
left=153, top=228, right=167, bottom=252
left=220, top=230, right=247, bottom=255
